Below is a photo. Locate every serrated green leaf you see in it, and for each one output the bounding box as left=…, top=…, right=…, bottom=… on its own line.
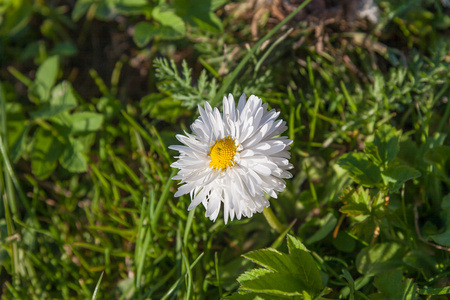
left=30, top=55, right=59, bottom=101
left=30, top=82, right=78, bottom=119
left=338, top=152, right=381, bottom=187
left=243, top=248, right=297, bottom=274
left=152, top=8, right=186, bottom=38
left=339, top=186, right=371, bottom=217
left=364, top=142, right=382, bottom=166
left=240, top=273, right=305, bottom=296
left=59, top=138, right=88, bottom=173
left=288, top=248, right=323, bottom=293
left=237, top=268, right=272, bottom=284
left=356, top=243, right=406, bottom=276
left=70, top=112, right=104, bottom=134
left=242, top=236, right=323, bottom=297
left=31, top=128, right=63, bottom=179
left=373, top=124, right=401, bottom=165
left=286, top=234, right=308, bottom=252
left=381, top=165, right=421, bottom=192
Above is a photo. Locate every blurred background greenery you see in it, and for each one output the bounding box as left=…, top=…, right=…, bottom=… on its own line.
left=0, top=0, right=449, bottom=299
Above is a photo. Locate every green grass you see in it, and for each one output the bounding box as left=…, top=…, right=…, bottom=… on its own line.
left=0, top=0, right=449, bottom=299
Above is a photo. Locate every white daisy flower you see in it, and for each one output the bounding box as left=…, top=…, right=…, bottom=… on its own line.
left=169, top=94, right=293, bottom=224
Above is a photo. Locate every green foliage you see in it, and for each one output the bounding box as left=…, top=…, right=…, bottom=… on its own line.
left=338, top=124, right=421, bottom=192
left=1, top=0, right=449, bottom=299
left=154, top=57, right=218, bottom=108
left=229, top=235, right=324, bottom=299
left=7, top=55, right=104, bottom=179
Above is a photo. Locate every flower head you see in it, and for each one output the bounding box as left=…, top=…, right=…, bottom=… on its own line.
left=169, top=94, right=293, bottom=223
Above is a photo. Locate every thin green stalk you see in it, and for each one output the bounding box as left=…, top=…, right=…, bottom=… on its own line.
left=437, top=96, right=450, bottom=133
left=262, top=206, right=285, bottom=233
left=210, top=0, right=313, bottom=106
left=215, top=252, right=223, bottom=298
left=0, top=83, right=18, bottom=218
left=151, top=169, right=177, bottom=229
left=91, top=272, right=104, bottom=300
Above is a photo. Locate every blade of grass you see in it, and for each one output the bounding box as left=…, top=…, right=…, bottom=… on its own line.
left=150, top=168, right=177, bottom=229
left=160, top=252, right=204, bottom=300
left=215, top=252, right=223, bottom=298
left=91, top=272, right=104, bottom=300
left=307, top=57, right=321, bottom=151
left=340, top=81, right=357, bottom=113
left=183, top=208, right=195, bottom=246
left=254, top=28, right=293, bottom=74
left=121, top=110, right=171, bottom=163
left=182, top=248, right=193, bottom=300
left=210, top=0, right=313, bottom=106
left=135, top=197, right=153, bottom=289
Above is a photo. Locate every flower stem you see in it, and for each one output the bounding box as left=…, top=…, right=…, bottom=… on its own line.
left=263, top=206, right=286, bottom=233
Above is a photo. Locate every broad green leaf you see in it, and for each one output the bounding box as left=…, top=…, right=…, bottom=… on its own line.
left=338, top=152, right=381, bottom=187
left=373, top=270, right=403, bottom=297
left=133, top=22, right=158, bottom=47
left=59, top=138, right=88, bottom=173
left=243, top=248, right=299, bottom=274
left=288, top=250, right=323, bottom=293
left=240, top=273, right=306, bottom=296
left=30, top=81, right=78, bottom=119
left=237, top=268, right=272, bottom=284
left=403, top=250, right=438, bottom=275
left=152, top=8, right=186, bottom=37
left=286, top=234, right=308, bottom=252
left=373, top=124, right=401, bottom=165
left=339, top=186, right=371, bottom=216
left=70, top=112, right=104, bottom=134
left=381, top=165, right=421, bottom=192
left=374, top=270, right=418, bottom=300
left=429, top=227, right=450, bottom=247
left=242, top=235, right=323, bottom=297
left=31, top=128, right=63, bottom=179
left=30, top=55, right=59, bottom=101
left=133, top=8, right=186, bottom=47
left=305, top=212, right=337, bottom=244
left=175, top=0, right=223, bottom=33
left=364, top=142, right=382, bottom=166
left=226, top=292, right=291, bottom=300
left=332, top=232, right=356, bottom=253
left=356, top=243, right=406, bottom=276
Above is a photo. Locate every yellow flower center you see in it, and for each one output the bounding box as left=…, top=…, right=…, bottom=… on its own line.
left=209, top=136, right=237, bottom=171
